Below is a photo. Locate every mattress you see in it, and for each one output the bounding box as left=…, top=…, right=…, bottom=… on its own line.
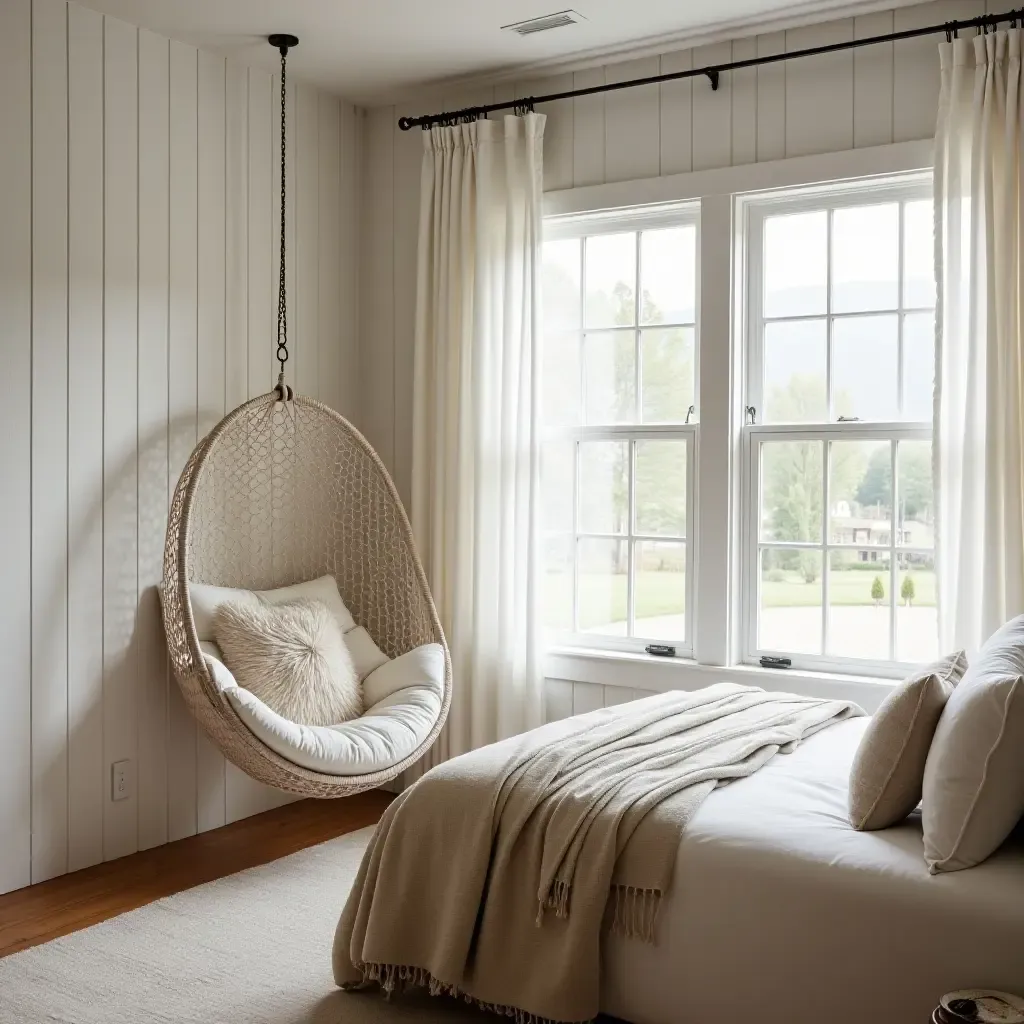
left=600, top=717, right=1024, bottom=1024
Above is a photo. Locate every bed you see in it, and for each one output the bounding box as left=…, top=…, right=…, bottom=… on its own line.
left=600, top=715, right=1024, bottom=1024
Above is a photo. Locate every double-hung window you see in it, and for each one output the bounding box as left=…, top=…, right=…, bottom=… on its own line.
left=541, top=207, right=698, bottom=655
left=742, top=176, right=938, bottom=673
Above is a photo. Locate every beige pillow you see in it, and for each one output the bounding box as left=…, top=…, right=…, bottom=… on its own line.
left=922, top=614, right=1024, bottom=872
left=848, top=651, right=967, bottom=831
left=213, top=598, right=362, bottom=726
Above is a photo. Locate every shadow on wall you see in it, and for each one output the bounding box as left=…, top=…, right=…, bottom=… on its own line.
left=37, top=415, right=211, bottom=871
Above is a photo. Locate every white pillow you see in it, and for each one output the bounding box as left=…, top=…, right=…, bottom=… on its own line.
left=922, top=615, right=1024, bottom=873
left=213, top=598, right=362, bottom=727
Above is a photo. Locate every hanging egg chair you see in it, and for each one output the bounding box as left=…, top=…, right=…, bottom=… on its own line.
left=161, top=36, right=450, bottom=798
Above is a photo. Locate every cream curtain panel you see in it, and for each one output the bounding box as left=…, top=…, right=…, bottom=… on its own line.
left=410, top=113, right=547, bottom=771
left=936, top=31, right=1024, bottom=653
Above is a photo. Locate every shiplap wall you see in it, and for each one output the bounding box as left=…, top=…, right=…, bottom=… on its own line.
left=359, top=0, right=989, bottom=722
left=0, top=0, right=361, bottom=895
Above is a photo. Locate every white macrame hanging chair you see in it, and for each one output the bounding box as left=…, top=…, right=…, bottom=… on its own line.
left=161, top=36, right=450, bottom=798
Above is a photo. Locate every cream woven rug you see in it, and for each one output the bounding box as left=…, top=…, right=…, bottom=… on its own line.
left=0, top=826, right=490, bottom=1024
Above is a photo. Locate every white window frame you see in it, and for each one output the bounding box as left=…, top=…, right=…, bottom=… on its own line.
left=543, top=203, right=700, bottom=657
left=739, top=173, right=935, bottom=679
left=539, top=138, right=936, bottom=705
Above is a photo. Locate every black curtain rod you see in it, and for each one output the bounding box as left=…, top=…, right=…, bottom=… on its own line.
left=399, top=6, right=1023, bottom=130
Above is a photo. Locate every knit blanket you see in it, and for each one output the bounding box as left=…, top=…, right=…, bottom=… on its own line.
left=333, top=683, right=863, bottom=1024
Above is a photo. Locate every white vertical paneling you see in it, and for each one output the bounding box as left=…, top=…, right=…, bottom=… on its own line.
left=102, top=15, right=139, bottom=863
left=756, top=32, right=787, bottom=162
left=894, top=0, right=981, bottom=143
left=545, top=680, right=574, bottom=723
left=731, top=37, right=758, bottom=166
left=391, top=119, right=421, bottom=508
left=136, top=27, right=170, bottom=853
left=659, top=49, right=692, bottom=176
left=604, top=56, right=661, bottom=183
left=167, top=39, right=199, bottom=844
left=30, top=0, right=69, bottom=884
left=572, top=682, right=605, bottom=716
left=521, top=73, right=573, bottom=191
left=603, top=686, right=639, bottom=707
left=196, top=50, right=227, bottom=834
left=337, top=102, right=361, bottom=420
left=691, top=43, right=732, bottom=171
left=66, top=1, right=105, bottom=876
left=225, top=61, right=248, bottom=411
left=785, top=20, right=855, bottom=158
left=854, top=11, right=895, bottom=148
left=247, top=69, right=272, bottom=400
left=572, top=67, right=605, bottom=186
left=362, top=107, right=395, bottom=464
left=0, top=0, right=33, bottom=896
left=317, top=94, right=342, bottom=415
left=296, top=84, right=320, bottom=401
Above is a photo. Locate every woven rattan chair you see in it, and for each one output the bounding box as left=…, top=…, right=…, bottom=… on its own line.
left=161, top=388, right=452, bottom=797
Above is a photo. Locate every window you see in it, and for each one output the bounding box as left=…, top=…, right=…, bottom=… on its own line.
left=541, top=208, right=698, bottom=653
left=743, top=178, right=938, bottom=672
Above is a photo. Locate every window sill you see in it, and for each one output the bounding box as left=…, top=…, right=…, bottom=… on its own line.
left=545, top=646, right=896, bottom=712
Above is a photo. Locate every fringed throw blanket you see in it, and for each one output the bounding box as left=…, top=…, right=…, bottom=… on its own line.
left=334, top=683, right=863, bottom=1024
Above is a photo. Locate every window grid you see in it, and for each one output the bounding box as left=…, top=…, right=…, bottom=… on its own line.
left=743, top=176, right=936, bottom=674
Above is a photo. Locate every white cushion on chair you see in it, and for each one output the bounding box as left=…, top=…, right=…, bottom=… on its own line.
left=200, top=641, right=445, bottom=777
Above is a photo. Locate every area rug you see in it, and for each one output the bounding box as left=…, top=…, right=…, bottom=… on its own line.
left=0, top=826, right=491, bottom=1024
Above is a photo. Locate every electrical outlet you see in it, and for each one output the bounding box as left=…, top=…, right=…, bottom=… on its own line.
left=111, top=759, right=135, bottom=802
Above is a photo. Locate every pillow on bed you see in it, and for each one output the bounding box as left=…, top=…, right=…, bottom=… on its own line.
left=213, top=597, right=362, bottom=727
left=848, top=650, right=966, bottom=831
left=922, top=614, right=1024, bottom=873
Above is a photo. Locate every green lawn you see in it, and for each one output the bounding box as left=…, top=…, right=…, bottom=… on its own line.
left=545, top=567, right=935, bottom=631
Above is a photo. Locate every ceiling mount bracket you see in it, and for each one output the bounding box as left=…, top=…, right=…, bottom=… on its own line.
left=268, top=34, right=299, bottom=56
left=706, top=69, right=720, bottom=91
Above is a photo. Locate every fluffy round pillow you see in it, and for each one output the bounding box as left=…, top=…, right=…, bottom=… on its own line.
left=213, top=597, right=362, bottom=726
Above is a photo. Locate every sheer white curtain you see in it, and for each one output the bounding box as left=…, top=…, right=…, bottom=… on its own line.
left=936, top=31, right=1024, bottom=653
left=410, top=113, right=547, bottom=771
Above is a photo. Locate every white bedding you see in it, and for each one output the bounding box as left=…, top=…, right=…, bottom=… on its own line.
left=601, top=716, right=1024, bottom=1024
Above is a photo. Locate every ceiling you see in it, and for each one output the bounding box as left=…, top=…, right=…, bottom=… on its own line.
left=76, top=0, right=915, bottom=105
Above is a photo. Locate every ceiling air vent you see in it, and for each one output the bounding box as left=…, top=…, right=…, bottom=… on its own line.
left=501, top=10, right=584, bottom=36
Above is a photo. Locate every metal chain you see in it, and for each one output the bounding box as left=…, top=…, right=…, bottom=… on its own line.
left=276, top=46, right=289, bottom=375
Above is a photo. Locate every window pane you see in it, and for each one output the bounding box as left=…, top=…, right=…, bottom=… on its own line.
left=896, top=551, right=938, bottom=662
left=827, top=550, right=891, bottom=660
left=584, top=233, right=636, bottom=328
left=760, top=440, right=824, bottom=543
left=542, top=441, right=575, bottom=533
left=579, top=441, right=628, bottom=535
left=635, top=440, right=687, bottom=536
left=759, top=548, right=822, bottom=655
left=831, top=315, right=899, bottom=421
left=640, top=225, right=696, bottom=325
left=578, top=538, right=628, bottom=635
left=542, top=238, right=581, bottom=331
left=903, top=312, right=935, bottom=421
left=543, top=536, right=574, bottom=631
left=830, top=440, right=892, bottom=545
left=641, top=327, right=694, bottom=423
left=763, top=319, right=827, bottom=423
left=764, top=211, right=827, bottom=318
left=542, top=332, right=581, bottom=427
left=904, top=199, right=936, bottom=308
left=634, top=540, right=685, bottom=641
left=584, top=330, right=636, bottom=424
left=832, top=203, right=899, bottom=313
left=896, top=440, right=934, bottom=547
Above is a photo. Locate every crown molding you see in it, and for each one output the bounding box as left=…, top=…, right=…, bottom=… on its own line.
left=368, top=0, right=925, bottom=111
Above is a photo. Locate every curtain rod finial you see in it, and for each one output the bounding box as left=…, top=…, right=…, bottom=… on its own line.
left=268, top=34, right=299, bottom=56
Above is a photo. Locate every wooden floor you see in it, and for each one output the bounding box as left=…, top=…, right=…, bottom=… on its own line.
left=0, top=790, right=392, bottom=959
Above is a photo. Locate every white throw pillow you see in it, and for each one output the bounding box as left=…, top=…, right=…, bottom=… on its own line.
left=922, top=615, right=1024, bottom=873
left=213, top=598, right=362, bottom=727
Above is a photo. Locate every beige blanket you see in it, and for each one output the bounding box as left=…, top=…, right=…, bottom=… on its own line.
left=334, top=683, right=863, bottom=1023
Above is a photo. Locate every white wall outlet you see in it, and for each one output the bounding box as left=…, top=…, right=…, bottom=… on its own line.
left=111, top=759, right=135, bottom=802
